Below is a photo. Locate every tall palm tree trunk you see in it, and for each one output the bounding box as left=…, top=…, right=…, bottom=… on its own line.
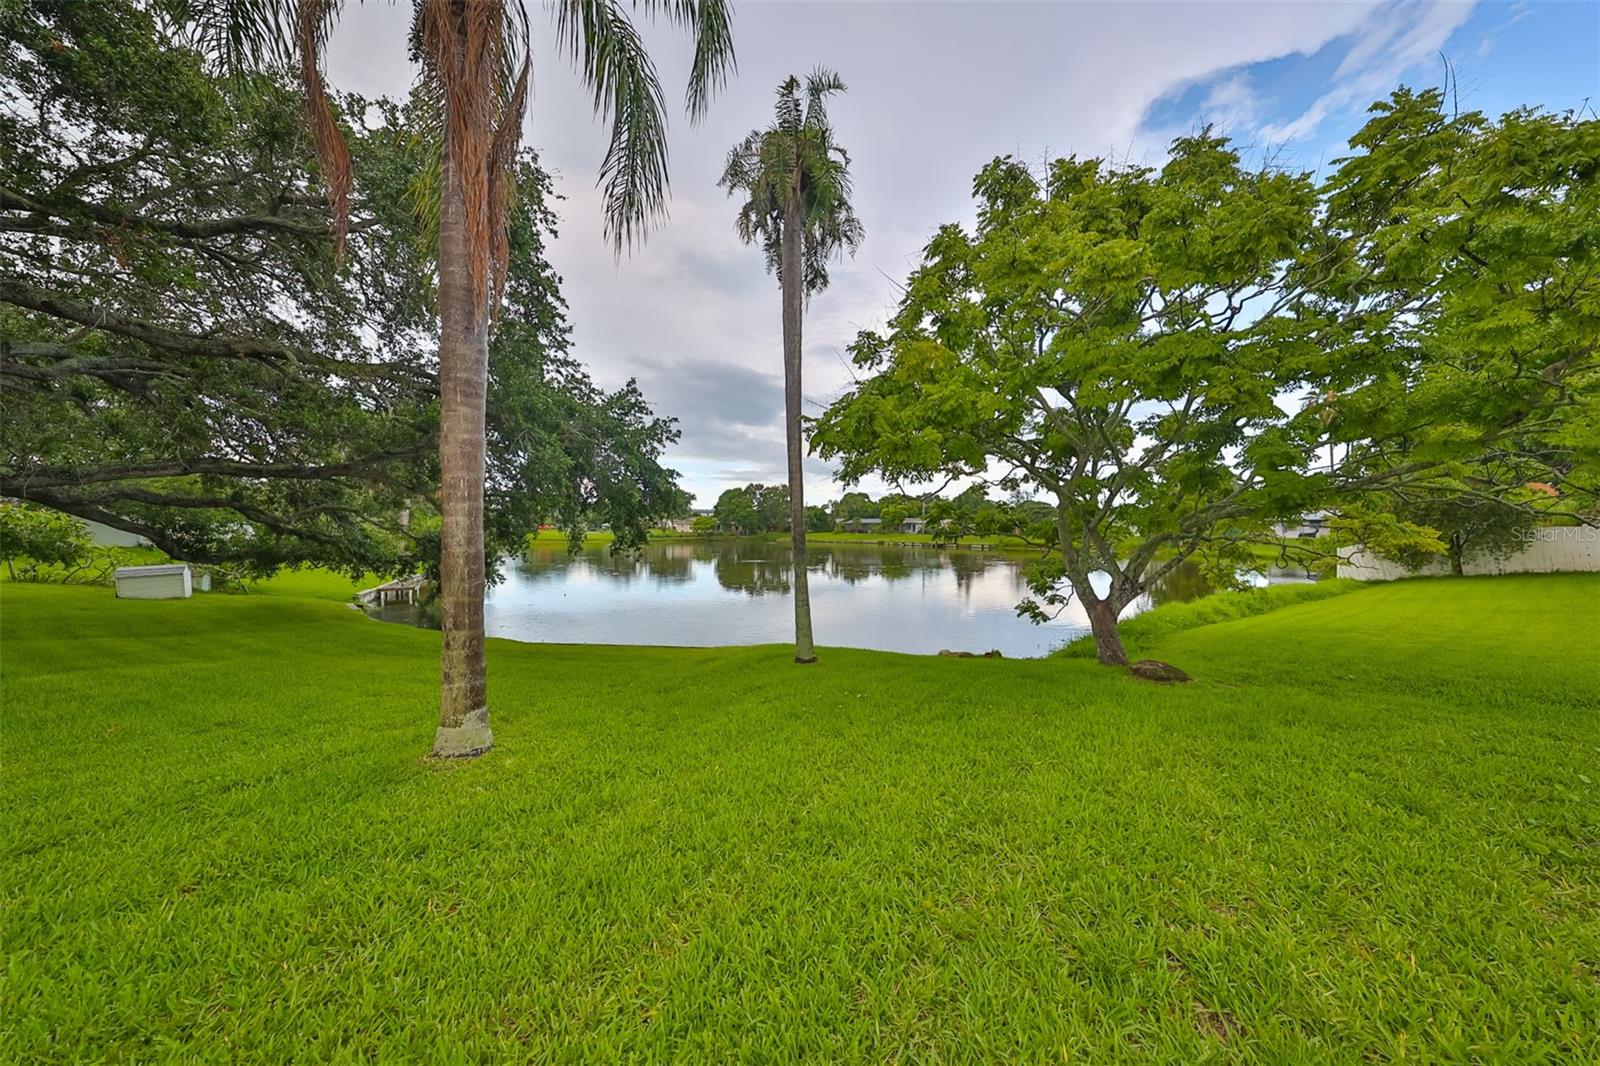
left=432, top=152, right=493, bottom=756
left=782, top=197, right=816, bottom=664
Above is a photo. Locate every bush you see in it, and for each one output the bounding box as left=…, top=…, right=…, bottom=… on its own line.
left=0, top=503, right=94, bottom=582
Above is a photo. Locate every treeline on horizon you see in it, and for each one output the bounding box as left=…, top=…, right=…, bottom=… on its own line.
left=697, top=484, right=1050, bottom=538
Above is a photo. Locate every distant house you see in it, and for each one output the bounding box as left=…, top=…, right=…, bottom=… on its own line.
left=1274, top=511, right=1331, bottom=539
left=839, top=516, right=926, bottom=535
left=83, top=519, right=150, bottom=548
left=662, top=509, right=713, bottom=534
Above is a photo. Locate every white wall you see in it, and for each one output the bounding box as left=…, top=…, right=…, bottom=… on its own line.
left=82, top=519, right=150, bottom=548
left=1339, top=526, right=1600, bottom=581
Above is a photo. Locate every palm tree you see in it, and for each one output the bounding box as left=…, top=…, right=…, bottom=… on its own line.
left=719, top=70, right=862, bottom=664
left=200, top=0, right=735, bottom=755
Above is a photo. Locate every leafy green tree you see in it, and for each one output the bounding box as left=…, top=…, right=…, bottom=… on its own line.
left=816, top=97, right=1596, bottom=666
left=2, top=7, right=684, bottom=573
left=712, top=487, right=759, bottom=534
left=720, top=69, right=863, bottom=664
left=1367, top=484, right=1539, bottom=576
left=804, top=504, right=832, bottom=532
left=0, top=502, right=90, bottom=581
left=1, top=1, right=708, bottom=755
left=175, top=0, right=733, bottom=756
left=831, top=491, right=877, bottom=523
left=752, top=483, right=791, bottom=532
left=690, top=515, right=719, bottom=537
left=951, top=485, right=992, bottom=514
left=814, top=135, right=1345, bottom=665
left=1310, top=88, right=1599, bottom=539
left=878, top=500, right=912, bottom=532
left=2, top=4, right=432, bottom=572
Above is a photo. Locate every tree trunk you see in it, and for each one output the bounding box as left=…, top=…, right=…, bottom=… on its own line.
left=1085, top=597, right=1129, bottom=666
left=781, top=197, right=816, bottom=664
left=431, top=151, right=493, bottom=758
left=1449, top=533, right=1465, bottom=576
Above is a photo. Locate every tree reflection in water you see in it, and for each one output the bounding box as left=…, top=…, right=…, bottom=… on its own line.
left=381, top=538, right=1324, bottom=657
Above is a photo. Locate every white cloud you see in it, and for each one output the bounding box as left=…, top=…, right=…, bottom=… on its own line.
left=1257, top=1, right=1478, bottom=143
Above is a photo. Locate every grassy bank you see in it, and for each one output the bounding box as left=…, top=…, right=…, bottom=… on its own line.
left=525, top=528, right=700, bottom=549
left=3, top=575, right=1597, bottom=1060
left=802, top=529, right=1040, bottom=550
left=1056, top=578, right=1364, bottom=658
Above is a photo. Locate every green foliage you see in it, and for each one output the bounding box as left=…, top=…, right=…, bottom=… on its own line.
left=814, top=132, right=1329, bottom=655
left=0, top=1, right=426, bottom=574
left=804, top=505, right=832, bottom=532
left=1365, top=486, right=1542, bottom=574
left=830, top=490, right=878, bottom=523
left=877, top=499, right=912, bottom=531
left=548, top=0, right=736, bottom=251
left=1309, top=87, right=1600, bottom=548
left=4, top=575, right=1598, bottom=1058
left=712, top=486, right=759, bottom=534
left=0, top=3, right=685, bottom=577
left=814, top=95, right=1599, bottom=661
left=0, top=502, right=91, bottom=578
left=711, top=483, right=790, bottom=534
left=690, top=514, right=719, bottom=537
left=719, top=69, right=863, bottom=293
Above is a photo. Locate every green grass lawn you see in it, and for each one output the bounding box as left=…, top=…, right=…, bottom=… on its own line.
left=2, top=576, right=1596, bottom=1061
left=525, top=529, right=699, bottom=548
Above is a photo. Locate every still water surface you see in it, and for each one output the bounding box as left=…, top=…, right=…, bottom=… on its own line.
left=375, top=539, right=1312, bottom=658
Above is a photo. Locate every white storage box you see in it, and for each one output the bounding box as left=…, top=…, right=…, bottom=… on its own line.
left=114, top=564, right=192, bottom=600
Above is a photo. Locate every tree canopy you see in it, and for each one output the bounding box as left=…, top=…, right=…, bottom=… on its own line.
left=1, top=1, right=685, bottom=577
left=719, top=69, right=863, bottom=296
left=712, top=483, right=790, bottom=534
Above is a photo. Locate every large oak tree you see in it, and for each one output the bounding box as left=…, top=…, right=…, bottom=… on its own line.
left=1, top=1, right=690, bottom=717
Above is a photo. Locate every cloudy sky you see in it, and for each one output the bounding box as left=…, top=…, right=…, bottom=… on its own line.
left=327, top=1, right=1599, bottom=508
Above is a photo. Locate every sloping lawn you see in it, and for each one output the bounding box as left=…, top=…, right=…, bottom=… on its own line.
left=2, top=575, right=1596, bottom=1061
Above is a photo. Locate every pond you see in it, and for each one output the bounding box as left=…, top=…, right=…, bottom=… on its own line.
left=369, top=539, right=1317, bottom=658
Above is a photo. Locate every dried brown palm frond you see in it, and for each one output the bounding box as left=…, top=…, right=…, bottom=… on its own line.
left=411, top=0, right=531, bottom=311
left=293, top=0, right=353, bottom=253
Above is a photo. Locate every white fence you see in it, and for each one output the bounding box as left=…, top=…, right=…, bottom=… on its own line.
left=1338, top=526, right=1600, bottom=581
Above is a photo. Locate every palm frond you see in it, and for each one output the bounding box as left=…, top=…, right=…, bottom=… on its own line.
left=415, top=0, right=532, bottom=304
left=158, top=0, right=298, bottom=71
left=658, top=0, right=737, bottom=121
left=774, top=75, right=802, bottom=134
left=803, top=66, right=846, bottom=132
left=486, top=54, right=531, bottom=314
left=295, top=0, right=352, bottom=253
left=553, top=0, right=672, bottom=252
left=720, top=70, right=863, bottom=295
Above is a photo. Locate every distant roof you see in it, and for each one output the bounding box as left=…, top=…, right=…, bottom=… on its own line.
left=114, top=564, right=189, bottom=577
